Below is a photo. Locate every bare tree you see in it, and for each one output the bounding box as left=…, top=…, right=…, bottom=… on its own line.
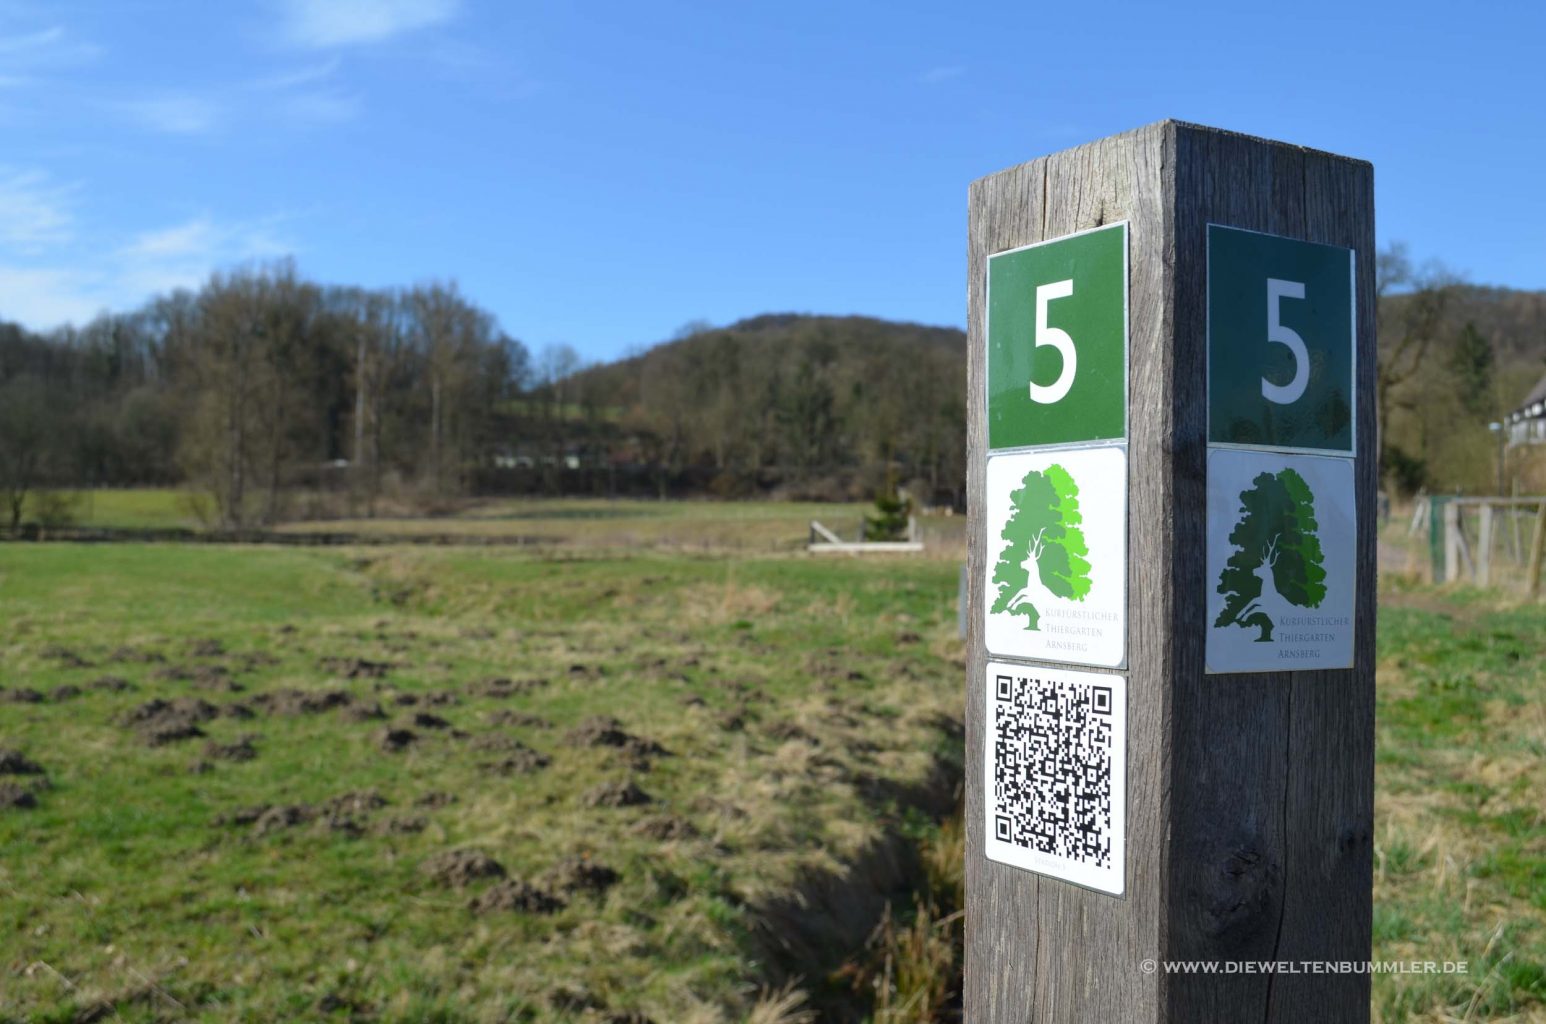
left=1377, top=242, right=1459, bottom=460
left=0, top=374, right=50, bottom=530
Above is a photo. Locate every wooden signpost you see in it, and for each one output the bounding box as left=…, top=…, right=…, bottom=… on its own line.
left=965, top=121, right=1376, bottom=1022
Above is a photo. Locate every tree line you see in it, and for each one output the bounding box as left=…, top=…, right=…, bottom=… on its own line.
left=0, top=261, right=531, bottom=529
left=0, top=267, right=970, bottom=530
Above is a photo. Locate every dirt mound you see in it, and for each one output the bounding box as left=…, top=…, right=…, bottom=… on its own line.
left=123, top=697, right=218, bottom=723
left=376, top=815, right=427, bottom=835
left=421, top=691, right=459, bottom=707
left=411, top=712, right=450, bottom=730
left=0, top=783, right=38, bottom=810
left=187, top=638, right=225, bottom=658
left=469, top=879, right=564, bottom=915
left=416, top=791, right=457, bottom=808
left=0, top=750, right=44, bottom=775
left=189, top=665, right=242, bottom=692
left=223, top=702, right=255, bottom=720
left=486, top=710, right=551, bottom=729
left=341, top=702, right=386, bottom=722
left=50, top=685, right=82, bottom=702
left=4, top=688, right=44, bottom=704
left=325, top=790, right=387, bottom=816
left=470, top=677, right=547, bottom=699
left=420, top=848, right=505, bottom=888
left=583, top=780, right=652, bottom=808
left=218, top=790, right=387, bottom=836
left=566, top=716, right=628, bottom=746
left=238, top=651, right=280, bottom=670
left=149, top=665, right=194, bottom=683
left=253, top=689, right=352, bottom=716
left=89, top=676, right=134, bottom=692
left=40, top=645, right=92, bottom=668
left=204, top=737, right=259, bottom=762
left=320, top=657, right=395, bottom=680
left=253, top=804, right=322, bottom=835
left=630, top=815, right=700, bottom=841
left=544, top=856, right=619, bottom=896
left=564, top=717, right=667, bottom=763
left=122, top=697, right=219, bottom=746
left=487, top=747, right=551, bottom=775
left=378, top=727, right=417, bottom=752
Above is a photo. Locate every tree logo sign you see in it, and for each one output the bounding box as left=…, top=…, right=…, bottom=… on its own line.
left=991, top=465, right=1093, bottom=631
left=1213, top=468, right=1327, bottom=642
left=984, top=447, right=1126, bottom=668
left=1205, top=449, right=1354, bottom=673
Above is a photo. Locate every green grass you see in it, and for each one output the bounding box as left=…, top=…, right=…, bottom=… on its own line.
left=25, top=488, right=197, bottom=531
left=1373, top=591, right=1546, bottom=1023
left=0, top=541, right=964, bottom=1023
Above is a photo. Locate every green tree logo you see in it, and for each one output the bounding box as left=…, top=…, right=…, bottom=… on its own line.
left=991, top=465, right=1092, bottom=630
left=1214, top=468, right=1327, bottom=642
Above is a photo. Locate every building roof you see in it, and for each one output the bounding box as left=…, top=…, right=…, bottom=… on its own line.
left=1511, top=371, right=1546, bottom=420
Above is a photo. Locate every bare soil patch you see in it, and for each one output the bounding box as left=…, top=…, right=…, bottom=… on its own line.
left=121, top=697, right=220, bottom=746
left=420, top=848, right=505, bottom=888
left=583, top=780, right=652, bottom=808
left=469, top=879, right=564, bottom=915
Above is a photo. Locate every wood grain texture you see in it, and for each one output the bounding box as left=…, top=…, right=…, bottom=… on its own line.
left=965, top=121, right=1375, bottom=1023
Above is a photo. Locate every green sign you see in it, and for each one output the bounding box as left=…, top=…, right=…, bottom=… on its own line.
left=1208, top=225, right=1355, bottom=453
left=987, top=223, right=1126, bottom=450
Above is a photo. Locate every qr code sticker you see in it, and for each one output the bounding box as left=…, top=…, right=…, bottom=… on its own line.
left=985, top=661, right=1125, bottom=895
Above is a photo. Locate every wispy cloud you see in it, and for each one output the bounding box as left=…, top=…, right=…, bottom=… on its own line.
left=0, top=24, right=99, bottom=67
left=0, top=212, right=298, bottom=332
left=251, top=57, right=342, bottom=91
left=115, top=213, right=293, bottom=307
left=277, top=0, right=459, bottom=48
left=0, top=167, right=76, bottom=251
left=118, top=95, right=222, bottom=135
left=919, top=65, right=965, bottom=85
left=0, top=265, right=104, bottom=328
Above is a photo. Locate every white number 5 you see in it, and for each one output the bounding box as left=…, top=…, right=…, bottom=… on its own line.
left=1030, top=279, right=1076, bottom=404
left=1263, top=278, right=1308, bottom=405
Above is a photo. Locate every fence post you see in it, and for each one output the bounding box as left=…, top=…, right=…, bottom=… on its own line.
left=1529, top=502, right=1546, bottom=598
left=966, top=121, right=1375, bottom=1022
left=1478, top=503, right=1494, bottom=587
left=1444, top=502, right=1461, bottom=584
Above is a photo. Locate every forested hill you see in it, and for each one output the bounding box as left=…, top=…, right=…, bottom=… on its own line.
left=1377, top=274, right=1546, bottom=494
left=554, top=313, right=968, bottom=504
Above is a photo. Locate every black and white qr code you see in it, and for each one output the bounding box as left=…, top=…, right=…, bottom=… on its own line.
left=990, top=669, right=1119, bottom=870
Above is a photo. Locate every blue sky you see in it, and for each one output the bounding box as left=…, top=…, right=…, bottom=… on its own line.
left=2, top=0, right=1543, bottom=362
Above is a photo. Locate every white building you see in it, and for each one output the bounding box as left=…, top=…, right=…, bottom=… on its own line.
left=1505, top=374, right=1546, bottom=446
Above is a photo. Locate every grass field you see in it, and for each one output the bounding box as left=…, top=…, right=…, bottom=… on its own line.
left=1, top=500, right=1543, bottom=1023
left=0, top=541, right=965, bottom=1023
left=29, top=489, right=201, bottom=531
left=1372, top=587, right=1546, bottom=1023
left=24, top=489, right=969, bottom=555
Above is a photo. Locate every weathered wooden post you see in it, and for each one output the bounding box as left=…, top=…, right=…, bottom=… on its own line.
left=966, top=121, right=1375, bottom=1022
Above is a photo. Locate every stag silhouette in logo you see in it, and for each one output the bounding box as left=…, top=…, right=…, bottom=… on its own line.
left=992, top=465, right=1093, bottom=631
left=1215, top=469, right=1327, bottom=643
